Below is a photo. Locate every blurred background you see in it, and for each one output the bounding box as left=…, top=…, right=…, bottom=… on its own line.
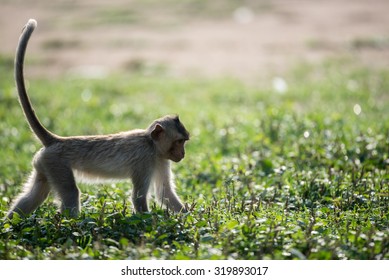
left=1, top=0, right=388, bottom=80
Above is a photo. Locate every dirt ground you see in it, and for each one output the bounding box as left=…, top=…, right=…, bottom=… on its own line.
left=1, top=0, right=388, bottom=80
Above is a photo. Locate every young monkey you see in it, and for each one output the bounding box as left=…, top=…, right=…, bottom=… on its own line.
left=7, top=19, right=190, bottom=219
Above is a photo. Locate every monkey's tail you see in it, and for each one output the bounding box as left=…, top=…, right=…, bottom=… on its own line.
left=15, top=19, right=59, bottom=147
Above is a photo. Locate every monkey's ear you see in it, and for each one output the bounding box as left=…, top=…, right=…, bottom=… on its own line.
left=151, top=124, right=164, bottom=140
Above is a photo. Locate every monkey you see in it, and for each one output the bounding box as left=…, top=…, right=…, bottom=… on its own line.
left=6, top=19, right=190, bottom=219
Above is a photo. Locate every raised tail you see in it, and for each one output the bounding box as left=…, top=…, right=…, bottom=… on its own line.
left=15, top=19, right=59, bottom=147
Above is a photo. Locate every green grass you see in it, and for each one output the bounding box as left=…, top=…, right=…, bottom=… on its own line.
left=0, top=56, right=388, bottom=259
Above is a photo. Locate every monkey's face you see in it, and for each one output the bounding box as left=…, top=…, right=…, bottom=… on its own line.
left=150, top=115, right=190, bottom=162
left=168, top=139, right=187, bottom=162
left=152, top=129, right=188, bottom=162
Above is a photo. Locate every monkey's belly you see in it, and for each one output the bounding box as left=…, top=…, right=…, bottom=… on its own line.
left=72, top=168, right=131, bottom=184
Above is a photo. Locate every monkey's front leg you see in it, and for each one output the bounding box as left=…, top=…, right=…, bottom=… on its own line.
left=154, top=162, right=186, bottom=213
left=158, top=182, right=187, bottom=213
left=131, top=176, right=151, bottom=213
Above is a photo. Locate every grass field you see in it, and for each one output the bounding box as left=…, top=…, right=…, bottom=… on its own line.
left=0, top=54, right=388, bottom=259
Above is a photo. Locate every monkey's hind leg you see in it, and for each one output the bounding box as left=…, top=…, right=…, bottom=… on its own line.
left=7, top=170, right=50, bottom=219
left=35, top=153, right=80, bottom=217
left=44, top=163, right=81, bottom=217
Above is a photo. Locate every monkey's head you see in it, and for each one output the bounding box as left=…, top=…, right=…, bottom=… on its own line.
left=149, top=115, right=190, bottom=162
